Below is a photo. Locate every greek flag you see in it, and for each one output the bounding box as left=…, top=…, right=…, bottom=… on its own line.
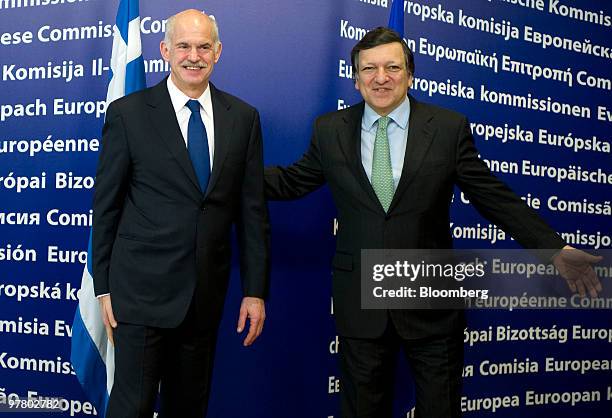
left=388, top=0, right=405, bottom=37
left=70, top=1, right=145, bottom=415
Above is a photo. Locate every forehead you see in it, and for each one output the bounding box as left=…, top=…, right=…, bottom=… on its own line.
left=172, top=16, right=214, bottom=43
left=359, top=42, right=404, bottom=64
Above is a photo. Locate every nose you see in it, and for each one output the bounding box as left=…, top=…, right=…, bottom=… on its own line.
left=188, top=46, right=199, bottom=62
left=374, top=67, right=388, bottom=84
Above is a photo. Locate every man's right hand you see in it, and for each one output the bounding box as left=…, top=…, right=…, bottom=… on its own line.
left=98, top=295, right=118, bottom=345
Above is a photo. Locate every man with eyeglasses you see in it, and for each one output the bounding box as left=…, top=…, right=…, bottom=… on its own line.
left=265, top=27, right=599, bottom=418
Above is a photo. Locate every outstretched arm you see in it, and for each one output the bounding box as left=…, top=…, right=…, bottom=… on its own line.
left=265, top=121, right=326, bottom=200
left=454, top=117, right=602, bottom=296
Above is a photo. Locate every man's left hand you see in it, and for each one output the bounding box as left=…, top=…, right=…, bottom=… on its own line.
left=553, top=245, right=603, bottom=297
left=237, top=296, right=266, bottom=346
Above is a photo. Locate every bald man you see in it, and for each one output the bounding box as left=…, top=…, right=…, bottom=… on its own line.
left=92, top=10, right=269, bottom=417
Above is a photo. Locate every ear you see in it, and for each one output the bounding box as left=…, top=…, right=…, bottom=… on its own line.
left=213, top=42, right=223, bottom=63
left=354, top=74, right=360, bottom=91
left=406, top=74, right=414, bottom=90
left=160, top=41, right=170, bottom=62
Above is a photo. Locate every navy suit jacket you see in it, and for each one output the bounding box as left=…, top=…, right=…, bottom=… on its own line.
left=93, top=79, right=269, bottom=329
left=265, top=96, right=565, bottom=338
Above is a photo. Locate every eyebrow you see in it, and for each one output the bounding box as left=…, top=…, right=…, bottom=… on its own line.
left=175, top=41, right=212, bottom=47
left=361, top=60, right=403, bottom=67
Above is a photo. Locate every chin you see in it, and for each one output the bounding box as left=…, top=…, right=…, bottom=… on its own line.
left=184, top=76, right=205, bottom=85
left=373, top=100, right=393, bottom=110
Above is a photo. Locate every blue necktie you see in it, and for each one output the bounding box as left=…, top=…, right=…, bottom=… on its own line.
left=186, top=99, right=211, bottom=193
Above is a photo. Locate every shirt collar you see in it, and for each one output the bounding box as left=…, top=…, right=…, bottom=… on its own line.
left=166, top=76, right=212, bottom=116
left=362, top=95, right=410, bottom=131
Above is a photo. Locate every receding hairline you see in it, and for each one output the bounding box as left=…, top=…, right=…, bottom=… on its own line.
left=163, top=10, right=220, bottom=46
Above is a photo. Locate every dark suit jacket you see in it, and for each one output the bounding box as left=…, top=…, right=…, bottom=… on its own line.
left=265, top=95, right=565, bottom=339
left=93, top=79, right=269, bottom=330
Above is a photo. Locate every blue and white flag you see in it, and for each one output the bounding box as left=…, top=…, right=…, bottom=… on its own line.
left=106, top=0, right=146, bottom=104
left=388, top=0, right=405, bottom=38
left=70, top=1, right=145, bottom=415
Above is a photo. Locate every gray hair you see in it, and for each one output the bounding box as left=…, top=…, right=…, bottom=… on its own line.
left=163, top=12, right=220, bottom=49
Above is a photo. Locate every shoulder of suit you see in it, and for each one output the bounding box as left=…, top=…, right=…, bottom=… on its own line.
left=312, top=98, right=468, bottom=126
left=413, top=98, right=467, bottom=123
left=314, top=102, right=363, bottom=126
left=105, top=84, right=154, bottom=117
left=106, top=81, right=259, bottom=117
left=211, top=85, right=258, bottom=114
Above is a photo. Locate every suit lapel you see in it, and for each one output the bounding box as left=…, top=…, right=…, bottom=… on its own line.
left=147, top=79, right=201, bottom=193
left=388, top=95, right=435, bottom=212
left=338, top=102, right=386, bottom=214
left=206, top=83, right=232, bottom=196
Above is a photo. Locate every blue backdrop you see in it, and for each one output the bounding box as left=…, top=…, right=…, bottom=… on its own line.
left=0, top=0, right=610, bottom=417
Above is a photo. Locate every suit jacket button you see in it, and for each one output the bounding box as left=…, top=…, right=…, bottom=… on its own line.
left=201, top=206, right=207, bottom=212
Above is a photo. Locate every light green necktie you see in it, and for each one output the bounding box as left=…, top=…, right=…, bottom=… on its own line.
left=371, top=116, right=394, bottom=212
